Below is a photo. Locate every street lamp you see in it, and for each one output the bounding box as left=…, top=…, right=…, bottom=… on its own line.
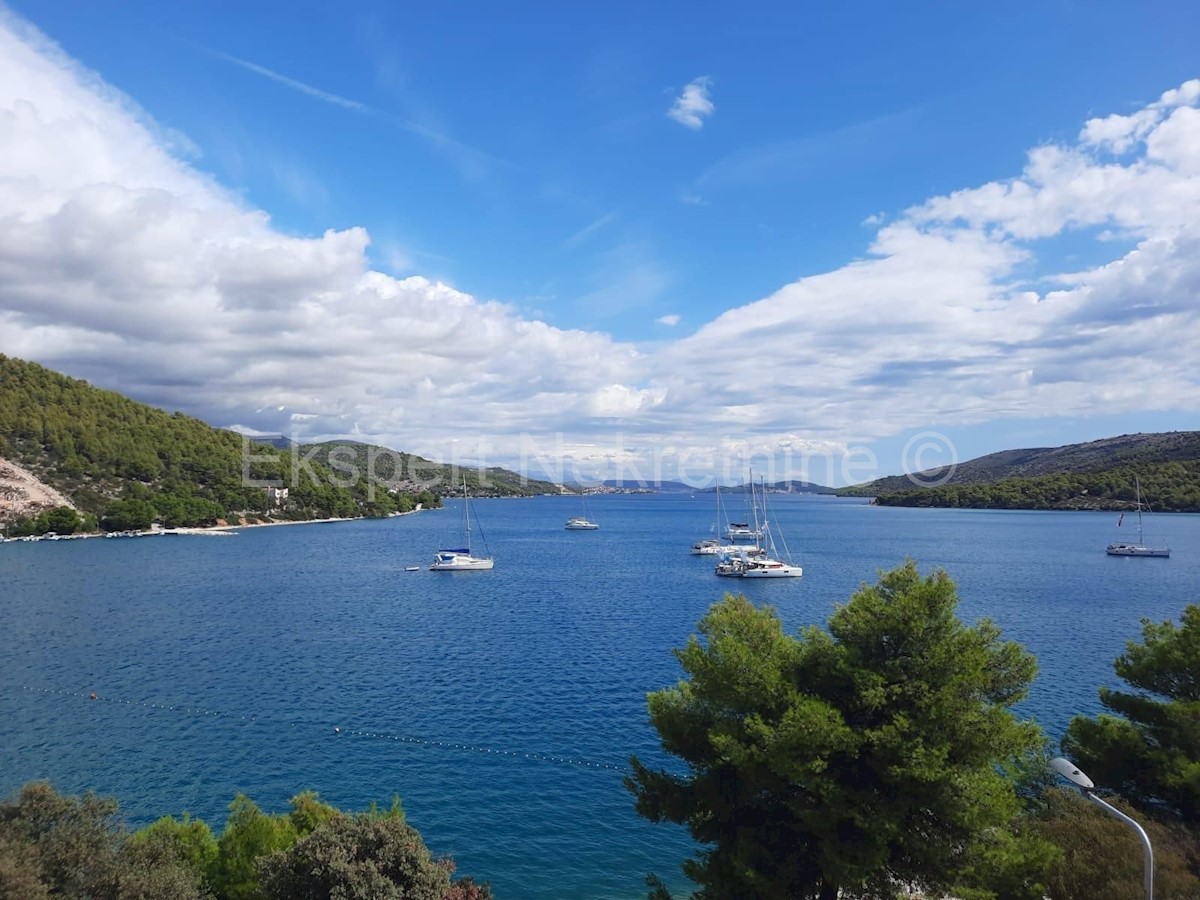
left=1049, top=757, right=1153, bottom=900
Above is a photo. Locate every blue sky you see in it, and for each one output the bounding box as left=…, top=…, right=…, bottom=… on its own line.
left=1, top=1, right=1199, bottom=485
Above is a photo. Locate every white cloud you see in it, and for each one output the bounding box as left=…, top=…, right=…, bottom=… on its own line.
left=650, top=84, right=1200, bottom=443
left=0, top=13, right=642, bottom=453
left=667, top=76, right=714, bottom=130
left=1, top=9, right=1199, bottom=482
left=655, top=314, right=681, bottom=327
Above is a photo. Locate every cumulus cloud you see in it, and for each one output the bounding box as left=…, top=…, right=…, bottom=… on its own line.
left=667, top=76, right=714, bottom=130
left=655, top=314, right=681, bottom=327
left=652, top=79, right=1200, bottom=444
left=1, top=9, right=1198, bottom=482
left=0, top=13, right=642, bottom=461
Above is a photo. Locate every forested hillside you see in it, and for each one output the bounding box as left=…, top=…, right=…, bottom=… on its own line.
left=0, top=355, right=440, bottom=533
left=869, top=461, right=1200, bottom=512
left=839, top=432, right=1200, bottom=512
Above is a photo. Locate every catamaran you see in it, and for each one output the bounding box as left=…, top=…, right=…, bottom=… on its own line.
left=431, top=478, right=494, bottom=570
left=1106, top=477, right=1169, bottom=558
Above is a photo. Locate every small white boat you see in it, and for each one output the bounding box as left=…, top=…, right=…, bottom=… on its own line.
left=431, top=550, right=494, bottom=570
left=404, top=565, right=420, bottom=572
left=1106, top=477, right=1170, bottom=558
left=431, top=478, right=494, bottom=571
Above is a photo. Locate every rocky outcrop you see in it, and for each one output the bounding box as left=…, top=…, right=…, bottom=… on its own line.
left=0, top=457, right=76, bottom=523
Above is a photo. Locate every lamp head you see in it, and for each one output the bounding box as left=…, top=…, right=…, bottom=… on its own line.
left=1050, top=757, right=1095, bottom=790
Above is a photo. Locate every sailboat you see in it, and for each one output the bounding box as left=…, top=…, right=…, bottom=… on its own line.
left=691, top=482, right=742, bottom=555
left=724, top=478, right=764, bottom=541
left=565, top=491, right=599, bottom=530
left=1106, top=477, right=1169, bottom=558
left=430, top=477, right=494, bottom=570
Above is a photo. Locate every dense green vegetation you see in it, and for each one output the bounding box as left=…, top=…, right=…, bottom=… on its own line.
left=838, top=431, right=1200, bottom=511
left=0, top=355, right=443, bottom=536
left=1063, top=605, right=1200, bottom=824
left=628, top=563, right=1055, bottom=899
left=866, top=461, right=1200, bottom=512
left=0, top=783, right=490, bottom=900
left=630, top=564, right=1200, bottom=899
left=4, top=506, right=95, bottom=538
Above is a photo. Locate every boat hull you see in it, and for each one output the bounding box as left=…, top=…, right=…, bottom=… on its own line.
left=742, top=564, right=803, bottom=578
left=565, top=522, right=599, bottom=530
left=1106, top=544, right=1170, bottom=558
left=430, top=556, right=495, bottom=571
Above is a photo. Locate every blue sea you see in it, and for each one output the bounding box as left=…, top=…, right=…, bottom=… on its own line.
left=2, top=494, right=1198, bottom=899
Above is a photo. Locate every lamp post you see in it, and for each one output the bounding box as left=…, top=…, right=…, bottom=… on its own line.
left=1049, top=757, right=1153, bottom=900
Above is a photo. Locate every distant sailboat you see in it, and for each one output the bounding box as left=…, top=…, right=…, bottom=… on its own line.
left=430, top=478, right=494, bottom=570
left=691, top=482, right=742, bottom=555
left=1106, top=477, right=1169, bottom=558
left=565, top=491, right=599, bottom=530
left=725, top=475, right=764, bottom=541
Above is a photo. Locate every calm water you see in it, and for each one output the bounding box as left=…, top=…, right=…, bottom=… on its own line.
left=2, top=495, right=1199, bottom=899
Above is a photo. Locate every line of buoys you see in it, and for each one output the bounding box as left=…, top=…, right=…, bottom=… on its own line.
left=13, top=685, right=629, bottom=775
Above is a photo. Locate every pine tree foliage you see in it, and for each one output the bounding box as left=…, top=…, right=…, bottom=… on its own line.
left=628, top=562, right=1053, bottom=900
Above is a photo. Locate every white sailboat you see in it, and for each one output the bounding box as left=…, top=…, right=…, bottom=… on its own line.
left=725, top=477, right=765, bottom=541
left=1106, top=477, right=1169, bottom=558
left=565, top=492, right=599, bottom=530
left=691, top=483, right=743, bottom=555
left=430, top=478, right=494, bottom=570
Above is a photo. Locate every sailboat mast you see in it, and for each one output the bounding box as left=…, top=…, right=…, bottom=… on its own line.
left=760, top=475, right=776, bottom=556
left=714, top=481, right=722, bottom=535
left=749, top=468, right=762, bottom=551
left=463, top=475, right=472, bottom=554
left=1136, top=476, right=1145, bottom=541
